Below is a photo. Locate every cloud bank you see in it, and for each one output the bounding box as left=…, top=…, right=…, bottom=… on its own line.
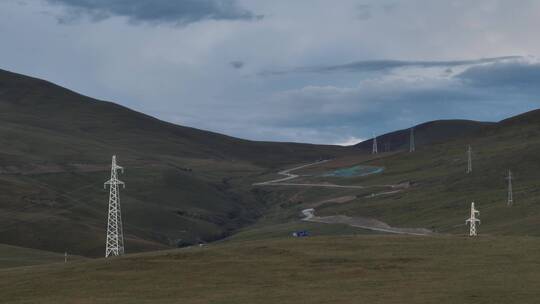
left=262, top=56, right=523, bottom=75
left=46, top=0, right=262, bottom=25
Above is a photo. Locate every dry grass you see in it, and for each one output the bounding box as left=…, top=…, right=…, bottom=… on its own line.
left=1, top=235, right=539, bottom=304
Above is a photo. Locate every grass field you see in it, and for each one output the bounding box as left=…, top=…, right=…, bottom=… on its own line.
left=3, top=69, right=540, bottom=303
left=0, top=244, right=85, bottom=269
left=246, top=116, right=540, bottom=239
left=0, top=68, right=355, bottom=256
left=1, top=235, right=539, bottom=303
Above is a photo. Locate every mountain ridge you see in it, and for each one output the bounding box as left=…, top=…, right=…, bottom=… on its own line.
left=1, top=67, right=540, bottom=257
left=355, top=119, right=496, bottom=152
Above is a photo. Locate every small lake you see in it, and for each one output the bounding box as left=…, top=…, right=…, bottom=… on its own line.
left=323, top=165, right=384, bottom=177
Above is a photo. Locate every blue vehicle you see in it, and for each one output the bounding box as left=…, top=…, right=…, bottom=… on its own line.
left=292, top=230, right=310, bottom=237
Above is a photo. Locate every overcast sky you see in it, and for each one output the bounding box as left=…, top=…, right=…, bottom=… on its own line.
left=2, top=0, right=540, bottom=144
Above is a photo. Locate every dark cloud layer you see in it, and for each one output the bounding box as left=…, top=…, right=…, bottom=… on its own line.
left=253, top=59, right=540, bottom=142
left=230, top=61, right=244, bottom=69
left=262, top=56, right=522, bottom=75
left=46, top=0, right=262, bottom=25
left=457, top=61, right=540, bottom=89
left=355, top=4, right=372, bottom=20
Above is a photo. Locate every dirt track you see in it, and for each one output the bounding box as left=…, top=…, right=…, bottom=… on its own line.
left=254, top=160, right=432, bottom=236
left=304, top=214, right=433, bottom=236
left=252, top=160, right=397, bottom=189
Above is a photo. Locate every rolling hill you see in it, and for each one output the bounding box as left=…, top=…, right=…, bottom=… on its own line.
left=3, top=67, right=540, bottom=261
left=355, top=119, right=495, bottom=152
left=3, top=68, right=540, bottom=303
left=0, top=68, right=353, bottom=257
left=243, top=108, right=540, bottom=242
left=0, top=68, right=349, bottom=166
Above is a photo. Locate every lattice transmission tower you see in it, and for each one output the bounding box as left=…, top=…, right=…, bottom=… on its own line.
left=372, top=134, right=378, bottom=155
left=409, top=128, right=415, bottom=152
left=104, top=155, right=125, bottom=258
left=466, top=145, right=472, bottom=174
left=507, top=169, right=513, bottom=206
left=465, top=202, right=480, bottom=237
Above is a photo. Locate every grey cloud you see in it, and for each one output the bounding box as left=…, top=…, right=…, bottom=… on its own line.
left=456, top=61, right=540, bottom=89
left=252, top=61, right=540, bottom=142
left=382, top=3, right=398, bottom=13
left=261, top=56, right=522, bottom=75
left=46, top=0, right=262, bottom=25
left=230, top=61, right=244, bottom=69
left=355, top=4, right=372, bottom=20
left=266, top=83, right=477, bottom=129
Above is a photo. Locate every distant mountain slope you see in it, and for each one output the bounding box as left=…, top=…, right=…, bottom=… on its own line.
left=0, top=68, right=351, bottom=256
left=0, top=68, right=347, bottom=167
left=2, top=68, right=535, bottom=257
left=498, top=108, right=540, bottom=126
left=354, top=108, right=540, bottom=153
left=249, top=107, right=540, bottom=239
left=354, top=119, right=495, bottom=152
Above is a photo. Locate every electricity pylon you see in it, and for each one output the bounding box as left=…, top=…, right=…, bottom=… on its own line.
left=409, top=128, right=415, bottom=152
left=372, top=134, right=378, bottom=154
left=465, top=202, right=480, bottom=237
left=506, top=169, right=513, bottom=206
left=466, top=145, right=472, bottom=174
left=104, top=155, right=125, bottom=258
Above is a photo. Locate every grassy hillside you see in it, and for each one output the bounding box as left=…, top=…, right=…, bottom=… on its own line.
left=0, top=68, right=352, bottom=257
left=246, top=110, right=540, bottom=238
left=3, top=69, right=540, bottom=303
left=1, top=235, right=539, bottom=304
left=3, top=66, right=540, bottom=261
left=0, top=68, right=347, bottom=166
left=0, top=243, right=85, bottom=269
left=355, top=119, right=494, bottom=152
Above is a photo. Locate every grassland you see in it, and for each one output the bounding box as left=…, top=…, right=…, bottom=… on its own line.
left=0, top=68, right=352, bottom=256
left=1, top=235, right=539, bottom=304
left=3, top=68, right=540, bottom=303
left=4, top=67, right=539, bottom=257
left=247, top=115, right=540, bottom=239
left=0, top=244, right=85, bottom=269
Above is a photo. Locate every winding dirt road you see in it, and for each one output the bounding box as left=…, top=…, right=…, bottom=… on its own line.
left=303, top=213, right=433, bottom=236
left=252, top=160, right=395, bottom=189
left=253, top=160, right=433, bottom=236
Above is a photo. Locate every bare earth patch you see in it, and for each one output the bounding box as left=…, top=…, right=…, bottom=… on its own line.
left=304, top=214, right=433, bottom=236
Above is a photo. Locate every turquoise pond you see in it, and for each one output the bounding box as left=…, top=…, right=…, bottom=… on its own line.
left=322, top=165, right=385, bottom=177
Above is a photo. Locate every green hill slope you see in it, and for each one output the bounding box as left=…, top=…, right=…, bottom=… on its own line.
left=3, top=67, right=540, bottom=258
left=248, top=110, right=540, bottom=238
left=0, top=68, right=348, bottom=166
left=0, top=68, right=352, bottom=257
left=355, top=119, right=494, bottom=152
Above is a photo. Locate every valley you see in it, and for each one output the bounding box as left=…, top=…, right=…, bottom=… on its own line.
left=2, top=69, right=540, bottom=303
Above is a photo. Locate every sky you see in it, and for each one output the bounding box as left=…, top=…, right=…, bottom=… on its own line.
left=1, top=0, right=540, bottom=145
